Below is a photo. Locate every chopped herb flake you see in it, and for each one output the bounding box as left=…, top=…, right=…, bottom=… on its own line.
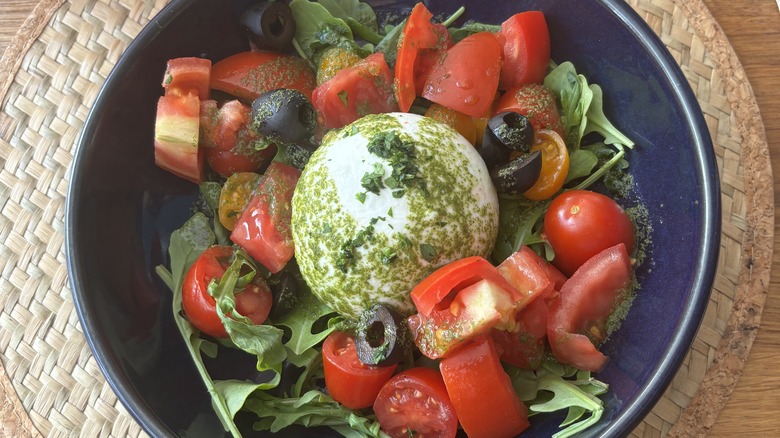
left=420, top=243, right=437, bottom=262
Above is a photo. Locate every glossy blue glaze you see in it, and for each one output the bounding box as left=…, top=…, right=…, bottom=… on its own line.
left=66, top=0, right=720, bottom=437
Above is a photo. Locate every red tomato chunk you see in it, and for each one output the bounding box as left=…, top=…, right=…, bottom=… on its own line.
left=230, top=161, right=300, bottom=273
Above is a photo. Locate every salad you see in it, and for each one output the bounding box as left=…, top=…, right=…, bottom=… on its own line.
left=153, top=0, right=647, bottom=437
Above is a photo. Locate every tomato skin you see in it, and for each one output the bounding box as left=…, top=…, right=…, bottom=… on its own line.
left=182, top=246, right=273, bottom=338
left=394, top=3, right=445, bottom=112
left=544, top=190, right=636, bottom=276
left=494, top=83, right=564, bottom=137
left=374, top=367, right=457, bottom=438
left=312, top=52, right=397, bottom=129
left=497, top=12, right=551, bottom=89
left=410, top=256, right=520, bottom=317
left=547, top=243, right=632, bottom=371
left=210, top=51, right=316, bottom=101
left=439, top=335, right=530, bottom=438
left=322, top=331, right=397, bottom=410
left=524, top=129, right=570, bottom=201
left=422, top=32, right=502, bottom=118
left=163, top=57, right=211, bottom=100
left=230, top=162, right=301, bottom=273
left=424, top=104, right=477, bottom=145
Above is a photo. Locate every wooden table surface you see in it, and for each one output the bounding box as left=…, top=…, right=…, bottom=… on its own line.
left=1, top=0, right=778, bottom=436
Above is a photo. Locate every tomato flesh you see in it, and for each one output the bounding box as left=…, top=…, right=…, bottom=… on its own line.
left=374, top=367, right=457, bottom=438
left=211, top=51, right=316, bottom=102
left=544, top=189, right=636, bottom=276
left=497, top=12, right=550, bottom=89
left=163, top=57, right=211, bottom=100
left=494, top=83, right=564, bottom=137
left=547, top=243, right=632, bottom=371
left=322, top=331, right=396, bottom=409
left=181, top=246, right=273, bottom=338
left=524, top=129, right=570, bottom=201
left=230, top=162, right=300, bottom=273
left=422, top=32, right=502, bottom=118
left=439, top=335, right=530, bottom=438
left=154, top=93, right=204, bottom=183
left=312, top=52, right=398, bottom=129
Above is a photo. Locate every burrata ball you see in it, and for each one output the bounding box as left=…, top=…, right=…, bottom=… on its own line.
left=291, top=112, right=498, bottom=319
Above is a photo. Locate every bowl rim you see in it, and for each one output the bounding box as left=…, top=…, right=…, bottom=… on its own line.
left=64, top=0, right=721, bottom=437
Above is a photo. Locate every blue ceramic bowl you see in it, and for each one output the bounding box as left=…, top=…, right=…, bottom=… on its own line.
left=66, top=0, right=720, bottom=436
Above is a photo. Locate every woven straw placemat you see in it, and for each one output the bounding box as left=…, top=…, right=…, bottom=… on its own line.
left=0, top=0, right=772, bottom=437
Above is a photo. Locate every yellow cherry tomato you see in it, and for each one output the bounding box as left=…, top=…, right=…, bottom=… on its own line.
left=317, top=47, right=361, bottom=85
left=424, top=104, right=477, bottom=145
left=523, top=129, right=569, bottom=200
left=219, top=172, right=261, bottom=230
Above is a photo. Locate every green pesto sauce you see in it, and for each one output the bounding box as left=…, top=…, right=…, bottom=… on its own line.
left=292, top=113, right=498, bottom=319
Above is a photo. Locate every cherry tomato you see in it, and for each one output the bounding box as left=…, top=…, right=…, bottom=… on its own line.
left=543, top=189, right=636, bottom=276
left=439, top=335, right=530, bottom=438
left=322, top=331, right=397, bottom=409
left=547, top=243, right=632, bottom=371
left=422, top=32, right=502, bottom=118
left=523, top=129, right=569, bottom=201
left=312, top=52, right=398, bottom=129
left=497, top=11, right=551, bottom=89
left=182, top=246, right=273, bottom=338
left=162, top=57, right=211, bottom=100
left=316, top=46, right=361, bottom=85
left=494, top=83, right=564, bottom=137
left=219, top=172, right=261, bottom=231
left=424, top=103, right=477, bottom=145
left=374, top=367, right=457, bottom=438
left=210, top=51, right=316, bottom=102
left=394, top=3, right=448, bottom=112
left=230, top=161, right=300, bottom=273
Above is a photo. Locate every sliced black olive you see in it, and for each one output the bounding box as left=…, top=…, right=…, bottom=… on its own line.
left=490, top=150, right=543, bottom=194
left=355, top=304, right=407, bottom=366
left=478, top=135, right=511, bottom=169
left=485, top=111, right=535, bottom=152
left=241, top=1, right=296, bottom=52
left=251, top=89, right=317, bottom=147
left=268, top=270, right=301, bottom=320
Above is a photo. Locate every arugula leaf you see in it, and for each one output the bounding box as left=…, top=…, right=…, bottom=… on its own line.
left=529, top=373, right=605, bottom=438
left=374, top=20, right=405, bottom=66
left=156, top=213, right=247, bottom=437
left=245, top=390, right=388, bottom=437
left=584, top=83, right=635, bottom=148
left=565, top=149, right=598, bottom=183
left=289, top=0, right=373, bottom=65
left=448, top=21, right=501, bottom=42
left=209, top=250, right=288, bottom=371
left=318, top=0, right=382, bottom=44
left=214, top=378, right=281, bottom=419
left=491, top=197, right=549, bottom=264
left=274, top=287, right=341, bottom=355
left=200, top=182, right=230, bottom=245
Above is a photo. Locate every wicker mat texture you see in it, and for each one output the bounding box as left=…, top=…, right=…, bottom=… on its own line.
left=0, top=0, right=772, bottom=437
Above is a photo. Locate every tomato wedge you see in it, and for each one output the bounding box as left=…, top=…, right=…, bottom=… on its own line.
left=497, top=12, right=551, bottom=89
left=547, top=243, right=632, bottom=371
left=322, top=331, right=396, bottom=409
left=211, top=51, right=316, bottom=101
left=439, top=335, right=530, bottom=438
left=524, top=129, right=569, bottom=200
left=422, top=32, right=502, bottom=118
left=374, top=367, right=457, bottom=438
left=312, top=52, right=398, bottom=129
left=154, top=93, right=204, bottom=183
left=492, top=295, right=549, bottom=369
left=394, top=3, right=448, bottom=112
left=230, top=161, right=300, bottom=273
left=497, top=245, right=556, bottom=306
left=410, top=256, right=520, bottom=316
